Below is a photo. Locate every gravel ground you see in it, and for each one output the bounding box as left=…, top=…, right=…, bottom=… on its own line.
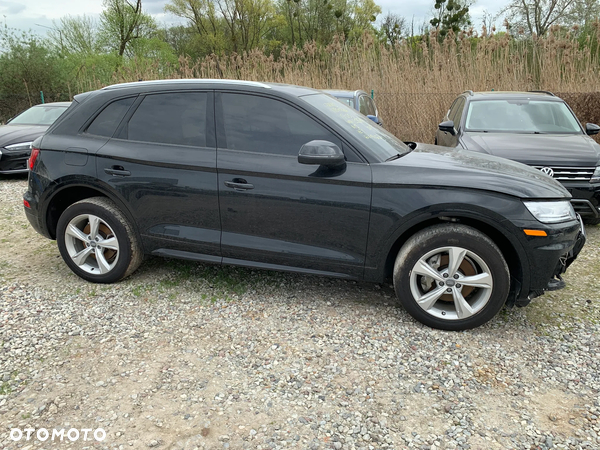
left=1, top=175, right=599, bottom=450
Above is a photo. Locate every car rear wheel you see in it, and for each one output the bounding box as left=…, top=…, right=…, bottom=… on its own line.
left=393, top=224, right=510, bottom=330
left=57, top=197, right=143, bottom=283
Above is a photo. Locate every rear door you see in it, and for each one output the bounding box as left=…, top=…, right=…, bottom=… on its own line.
left=94, top=90, right=221, bottom=261
left=215, top=91, right=372, bottom=278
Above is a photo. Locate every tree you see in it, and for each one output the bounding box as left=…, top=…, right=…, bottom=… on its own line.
left=502, top=0, right=580, bottom=35
left=570, top=0, right=600, bottom=30
left=164, top=0, right=222, bottom=53
left=430, top=0, right=471, bottom=38
left=216, top=0, right=276, bottom=52
left=100, top=0, right=156, bottom=57
left=380, top=12, right=406, bottom=46
left=48, top=15, right=102, bottom=55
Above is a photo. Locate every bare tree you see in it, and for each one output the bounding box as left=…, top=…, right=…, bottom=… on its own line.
left=381, top=12, right=406, bottom=46
left=503, top=0, right=580, bottom=35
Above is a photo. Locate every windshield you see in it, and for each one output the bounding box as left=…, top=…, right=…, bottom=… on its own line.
left=303, top=93, right=409, bottom=161
left=464, top=99, right=582, bottom=134
left=10, top=104, right=69, bottom=126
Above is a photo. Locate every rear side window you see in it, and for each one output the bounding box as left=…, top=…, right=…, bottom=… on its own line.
left=220, top=93, right=343, bottom=157
left=86, top=97, right=135, bottom=137
left=125, top=92, right=208, bottom=147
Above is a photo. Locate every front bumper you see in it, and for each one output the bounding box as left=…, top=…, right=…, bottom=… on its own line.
left=0, top=147, right=30, bottom=174
left=564, top=182, right=600, bottom=220
left=514, top=215, right=586, bottom=306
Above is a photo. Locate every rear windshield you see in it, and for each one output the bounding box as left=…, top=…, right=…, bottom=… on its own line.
left=302, top=93, right=409, bottom=161
left=465, top=99, right=582, bottom=134
left=10, top=104, right=70, bottom=126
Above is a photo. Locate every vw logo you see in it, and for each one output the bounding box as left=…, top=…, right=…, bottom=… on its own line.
left=540, top=167, right=554, bottom=177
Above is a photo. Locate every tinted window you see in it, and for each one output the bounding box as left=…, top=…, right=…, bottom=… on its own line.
left=126, top=93, right=207, bottom=147
left=87, top=97, right=135, bottom=137
left=221, top=93, right=343, bottom=157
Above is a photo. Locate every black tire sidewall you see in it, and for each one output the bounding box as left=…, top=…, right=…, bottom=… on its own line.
left=56, top=200, right=133, bottom=284
left=394, top=226, right=510, bottom=331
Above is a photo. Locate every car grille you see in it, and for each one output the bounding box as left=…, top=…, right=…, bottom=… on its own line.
left=533, top=166, right=595, bottom=181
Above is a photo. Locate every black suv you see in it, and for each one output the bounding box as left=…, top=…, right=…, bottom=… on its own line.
left=435, top=91, right=600, bottom=224
left=24, top=80, right=585, bottom=330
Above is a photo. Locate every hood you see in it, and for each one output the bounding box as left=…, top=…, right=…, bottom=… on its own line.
left=379, top=143, right=570, bottom=199
left=0, top=124, right=48, bottom=148
left=462, top=132, right=600, bottom=166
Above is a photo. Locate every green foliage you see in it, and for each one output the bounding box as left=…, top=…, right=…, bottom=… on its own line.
left=48, top=15, right=102, bottom=55
left=0, top=26, right=71, bottom=121
left=430, top=0, right=471, bottom=39
left=100, top=0, right=157, bottom=57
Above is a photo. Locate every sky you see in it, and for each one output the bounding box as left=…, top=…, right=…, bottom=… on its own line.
left=0, top=0, right=508, bottom=38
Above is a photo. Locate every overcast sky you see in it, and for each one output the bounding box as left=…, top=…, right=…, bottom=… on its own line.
left=0, top=0, right=507, bottom=38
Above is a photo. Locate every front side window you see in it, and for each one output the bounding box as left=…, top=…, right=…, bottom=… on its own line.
left=449, top=98, right=465, bottom=128
left=220, top=93, right=343, bottom=157
left=464, top=99, right=582, bottom=134
left=366, top=97, right=377, bottom=116
left=125, top=92, right=208, bottom=146
left=302, top=93, right=410, bottom=161
left=359, top=96, right=369, bottom=115
left=447, top=98, right=461, bottom=121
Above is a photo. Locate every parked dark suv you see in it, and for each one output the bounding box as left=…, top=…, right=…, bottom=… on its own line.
left=435, top=91, right=600, bottom=224
left=24, top=80, right=585, bottom=330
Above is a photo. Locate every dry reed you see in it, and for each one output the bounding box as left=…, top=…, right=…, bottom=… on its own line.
left=77, top=26, right=600, bottom=143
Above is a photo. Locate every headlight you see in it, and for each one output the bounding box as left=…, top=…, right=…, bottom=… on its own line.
left=592, top=166, right=600, bottom=184
left=523, top=200, right=576, bottom=223
left=4, top=142, right=33, bottom=152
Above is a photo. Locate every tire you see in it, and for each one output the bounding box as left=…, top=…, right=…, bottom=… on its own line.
left=56, top=197, right=143, bottom=283
left=393, top=224, right=510, bottom=331
left=583, top=218, right=600, bottom=226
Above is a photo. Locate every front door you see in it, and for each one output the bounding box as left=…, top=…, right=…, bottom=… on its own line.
left=215, top=92, right=372, bottom=279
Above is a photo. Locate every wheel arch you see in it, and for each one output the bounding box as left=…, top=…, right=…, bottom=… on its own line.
left=382, top=215, right=526, bottom=303
left=43, top=181, right=137, bottom=242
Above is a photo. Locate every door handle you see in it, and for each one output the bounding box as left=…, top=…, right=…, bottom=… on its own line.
left=104, top=166, right=131, bottom=177
left=224, top=178, right=254, bottom=191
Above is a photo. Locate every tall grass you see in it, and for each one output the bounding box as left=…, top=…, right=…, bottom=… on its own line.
left=75, top=24, right=600, bottom=143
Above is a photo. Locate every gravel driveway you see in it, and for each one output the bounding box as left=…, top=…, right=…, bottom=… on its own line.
left=1, top=176, right=599, bottom=450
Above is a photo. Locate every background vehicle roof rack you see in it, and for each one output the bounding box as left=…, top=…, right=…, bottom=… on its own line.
left=528, top=90, right=556, bottom=96
left=463, top=90, right=474, bottom=96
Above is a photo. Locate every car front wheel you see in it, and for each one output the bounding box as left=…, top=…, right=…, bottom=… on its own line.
left=393, top=224, right=510, bottom=331
left=56, top=197, right=143, bottom=283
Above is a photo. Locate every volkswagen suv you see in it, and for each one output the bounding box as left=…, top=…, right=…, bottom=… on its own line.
left=435, top=91, right=600, bottom=224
